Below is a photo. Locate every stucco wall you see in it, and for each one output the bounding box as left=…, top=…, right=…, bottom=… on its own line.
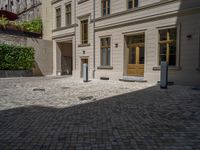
left=0, top=32, right=53, bottom=76
left=51, top=0, right=200, bottom=85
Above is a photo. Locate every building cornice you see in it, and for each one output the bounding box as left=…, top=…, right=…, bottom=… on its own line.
left=94, top=7, right=200, bottom=32
left=52, top=24, right=78, bottom=32
left=93, top=0, right=179, bottom=23
left=78, top=0, right=90, bottom=5
left=51, top=0, right=63, bottom=5
left=77, top=13, right=91, bottom=20
left=52, top=32, right=75, bottom=40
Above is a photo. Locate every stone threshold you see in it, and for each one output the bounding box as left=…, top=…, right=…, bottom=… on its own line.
left=119, top=76, right=147, bottom=82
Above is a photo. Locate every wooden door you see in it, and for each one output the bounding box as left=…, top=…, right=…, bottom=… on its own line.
left=127, top=46, right=144, bottom=76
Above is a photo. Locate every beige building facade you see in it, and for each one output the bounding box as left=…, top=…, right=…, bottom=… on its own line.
left=51, top=0, right=200, bottom=85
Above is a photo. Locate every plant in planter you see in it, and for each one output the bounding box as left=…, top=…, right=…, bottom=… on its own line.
left=22, top=18, right=42, bottom=33
left=0, top=16, right=9, bottom=29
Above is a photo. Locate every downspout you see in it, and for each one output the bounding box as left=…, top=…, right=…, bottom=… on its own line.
left=74, top=0, right=77, bottom=70
left=93, top=0, right=96, bottom=79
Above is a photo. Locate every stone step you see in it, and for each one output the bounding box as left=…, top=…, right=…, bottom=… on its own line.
left=119, top=76, right=147, bottom=82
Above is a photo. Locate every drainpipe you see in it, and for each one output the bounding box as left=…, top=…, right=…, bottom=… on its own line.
left=93, top=0, right=96, bottom=79
left=74, top=0, right=77, bottom=70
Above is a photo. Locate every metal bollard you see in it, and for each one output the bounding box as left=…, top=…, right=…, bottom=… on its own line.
left=83, top=63, right=88, bottom=82
left=160, top=61, right=168, bottom=89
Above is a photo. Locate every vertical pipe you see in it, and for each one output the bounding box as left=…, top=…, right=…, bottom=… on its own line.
left=93, top=0, right=96, bottom=79
left=74, top=0, right=77, bottom=70
left=198, top=31, right=200, bottom=68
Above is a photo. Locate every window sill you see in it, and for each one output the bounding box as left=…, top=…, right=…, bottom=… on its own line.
left=78, top=43, right=90, bottom=47
left=78, top=0, right=89, bottom=4
left=153, top=66, right=181, bottom=71
left=97, top=66, right=113, bottom=70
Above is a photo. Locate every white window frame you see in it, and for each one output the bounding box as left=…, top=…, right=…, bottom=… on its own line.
left=99, top=35, right=112, bottom=67
left=65, top=2, right=72, bottom=26
left=156, top=24, right=181, bottom=68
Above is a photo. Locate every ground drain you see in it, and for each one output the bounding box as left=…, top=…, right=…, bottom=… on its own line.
left=61, top=87, right=70, bottom=90
left=33, top=88, right=45, bottom=92
left=78, top=96, right=94, bottom=101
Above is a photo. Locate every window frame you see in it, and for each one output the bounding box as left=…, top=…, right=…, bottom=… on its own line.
left=100, top=37, right=111, bottom=66
left=127, top=0, right=139, bottom=10
left=65, top=3, right=71, bottom=26
left=55, top=7, right=61, bottom=28
left=101, top=0, right=110, bottom=17
left=158, top=28, right=177, bottom=66
left=81, top=19, right=89, bottom=44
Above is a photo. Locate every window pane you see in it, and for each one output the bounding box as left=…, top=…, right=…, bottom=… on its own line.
left=160, top=44, right=167, bottom=55
left=56, top=8, right=61, bottom=28
left=134, top=0, right=138, bottom=7
left=57, top=16, right=61, bottom=28
left=129, top=47, right=136, bottom=64
left=160, top=55, right=166, bottom=63
left=103, top=8, right=107, bottom=16
left=107, top=38, right=110, bottom=46
left=127, top=34, right=144, bottom=44
left=107, top=0, right=110, bottom=15
left=102, top=48, right=107, bottom=66
left=102, top=0, right=110, bottom=16
left=81, top=20, right=88, bottom=44
left=107, top=8, right=110, bottom=15
left=102, top=0, right=106, bottom=16
left=169, top=55, right=176, bottom=66
left=139, top=47, right=144, bottom=64
left=84, top=22, right=88, bottom=41
left=169, top=43, right=176, bottom=55
left=66, top=4, right=71, bottom=26
left=169, top=28, right=177, bottom=40
left=128, top=0, right=133, bottom=9
left=108, top=48, right=110, bottom=66
left=159, top=29, right=167, bottom=41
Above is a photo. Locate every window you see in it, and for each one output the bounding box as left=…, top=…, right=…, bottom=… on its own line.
left=159, top=28, right=177, bottom=66
left=65, top=4, right=71, bottom=26
left=81, top=20, right=88, bottom=44
left=101, top=37, right=111, bottom=66
left=101, top=0, right=110, bottom=17
left=56, top=7, right=61, bottom=28
left=127, top=0, right=139, bottom=9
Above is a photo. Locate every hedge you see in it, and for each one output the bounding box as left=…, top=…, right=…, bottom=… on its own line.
left=0, top=43, right=34, bottom=70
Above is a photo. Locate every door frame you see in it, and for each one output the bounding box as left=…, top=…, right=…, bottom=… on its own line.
left=124, top=32, right=145, bottom=77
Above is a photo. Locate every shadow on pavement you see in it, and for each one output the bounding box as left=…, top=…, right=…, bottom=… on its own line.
left=0, top=85, right=199, bottom=150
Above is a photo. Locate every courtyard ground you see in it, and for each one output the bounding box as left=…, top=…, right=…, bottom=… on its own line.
left=0, top=76, right=200, bottom=150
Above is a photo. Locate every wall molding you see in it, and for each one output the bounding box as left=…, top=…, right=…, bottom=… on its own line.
left=94, top=7, right=200, bottom=32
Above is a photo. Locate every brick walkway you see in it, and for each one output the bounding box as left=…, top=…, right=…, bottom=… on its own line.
left=0, top=77, right=200, bottom=150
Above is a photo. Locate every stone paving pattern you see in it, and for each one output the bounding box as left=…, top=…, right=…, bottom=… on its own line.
left=0, top=77, right=200, bottom=150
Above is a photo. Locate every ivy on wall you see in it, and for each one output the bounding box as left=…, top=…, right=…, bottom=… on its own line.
left=0, top=43, right=34, bottom=70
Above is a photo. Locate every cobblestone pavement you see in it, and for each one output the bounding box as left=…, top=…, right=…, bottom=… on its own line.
left=0, top=77, right=200, bottom=150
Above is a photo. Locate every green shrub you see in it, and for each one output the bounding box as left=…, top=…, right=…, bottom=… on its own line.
left=0, top=44, right=34, bottom=70
left=0, top=16, right=42, bottom=33
left=22, top=18, right=42, bottom=33
left=0, top=16, right=9, bottom=29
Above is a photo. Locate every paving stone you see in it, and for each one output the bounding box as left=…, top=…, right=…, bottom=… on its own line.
left=0, top=77, right=199, bottom=149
